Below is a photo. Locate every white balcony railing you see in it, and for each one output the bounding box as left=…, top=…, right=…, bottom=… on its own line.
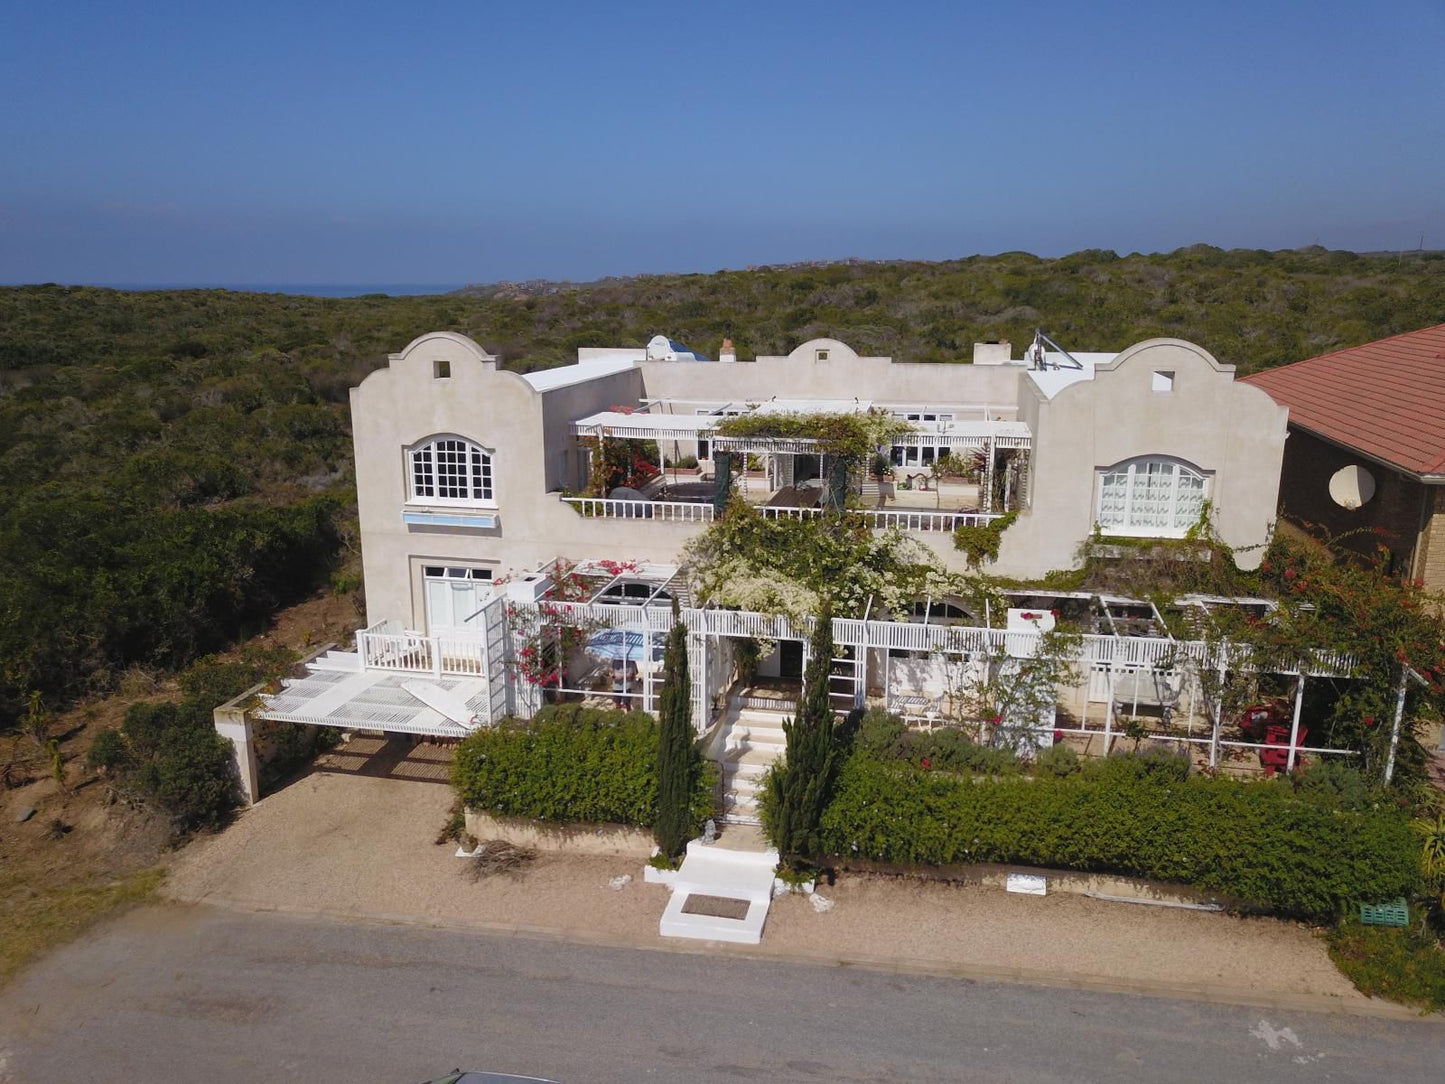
left=561, top=495, right=1003, bottom=532
left=356, top=606, right=1356, bottom=681
left=562, top=497, right=716, bottom=522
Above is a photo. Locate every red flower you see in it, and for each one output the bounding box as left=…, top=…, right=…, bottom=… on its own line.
left=920, top=758, right=932, bottom=770
left=1284, top=568, right=1297, bottom=581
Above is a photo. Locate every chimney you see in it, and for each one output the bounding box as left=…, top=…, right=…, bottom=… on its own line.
left=719, top=337, right=737, bottom=363
left=971, top=340, right=1013, bottom=365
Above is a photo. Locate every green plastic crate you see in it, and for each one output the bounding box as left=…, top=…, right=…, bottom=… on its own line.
left=1360, top=899, right=1409, bottom=927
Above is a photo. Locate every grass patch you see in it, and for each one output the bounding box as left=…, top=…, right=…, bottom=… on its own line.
left=0, top=867, right=165, bottom=987
left=1326, top=921, right=1445, bottom=1014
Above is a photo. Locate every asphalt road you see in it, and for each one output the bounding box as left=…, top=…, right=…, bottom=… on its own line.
left=0, top=905, right=1441, bottom=1083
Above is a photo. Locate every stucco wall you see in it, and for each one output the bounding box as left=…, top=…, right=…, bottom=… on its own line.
left=636, top=338, right=1025, bottom=409
left=352, top=333, right=1288, bottom=626
left=993, top=339, right=1286, bottom=576
left=351, top=332, right=690, bottom=628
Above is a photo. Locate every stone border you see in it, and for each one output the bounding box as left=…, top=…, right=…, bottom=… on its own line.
left=463, top=810, right=654, bottom=858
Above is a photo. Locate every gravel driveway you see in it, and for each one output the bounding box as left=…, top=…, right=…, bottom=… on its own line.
left=163, top=749, right=1372, bottom=1011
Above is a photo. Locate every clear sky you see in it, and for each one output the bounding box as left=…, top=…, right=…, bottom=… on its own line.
left=3, top=1, right=1442, bottom=285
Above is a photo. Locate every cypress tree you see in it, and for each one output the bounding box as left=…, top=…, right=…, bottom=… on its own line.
left=654, top=615, right=696, bottom=861
left=767, top=602, right=839, bottom=868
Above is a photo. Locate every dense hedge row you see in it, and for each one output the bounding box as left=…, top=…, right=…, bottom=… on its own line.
left=451, top=705, right=714, bottom=830
left=816, top=753, right=1419, bottom=919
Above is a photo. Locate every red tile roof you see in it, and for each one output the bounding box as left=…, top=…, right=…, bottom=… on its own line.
left=1241, top=323, right=1445, bottom=478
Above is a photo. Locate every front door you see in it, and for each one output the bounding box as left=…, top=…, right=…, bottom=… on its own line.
left=423, top=566, right=493, bottom=634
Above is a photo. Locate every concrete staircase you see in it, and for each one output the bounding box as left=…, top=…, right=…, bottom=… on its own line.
left=716, top=707, right=789, bottom=826
left=311, top=649, right=362, bottom=672
left=659, top=832, right=780, bottom=944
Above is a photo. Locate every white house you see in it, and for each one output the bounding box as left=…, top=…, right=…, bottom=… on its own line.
left=350, top=329, right=1285, bottom=633
left=214, top=328, right=1329, bottom=819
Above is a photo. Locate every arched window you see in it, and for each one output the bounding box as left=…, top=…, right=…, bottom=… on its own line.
left=409, top=436, right=494, bottom=503
left=1096, top=457, right=1208, bottom=537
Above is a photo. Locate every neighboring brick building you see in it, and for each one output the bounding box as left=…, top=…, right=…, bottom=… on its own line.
left=1243, top=323, right=1445, bottom=590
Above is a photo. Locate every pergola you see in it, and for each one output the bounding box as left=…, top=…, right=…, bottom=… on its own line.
left=572, top=402, right=1033, bottom=511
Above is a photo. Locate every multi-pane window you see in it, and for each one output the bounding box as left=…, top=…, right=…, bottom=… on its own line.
left=410, top=437, right=493, bottom=502
left=1096, top=457, right=1208, bottom=537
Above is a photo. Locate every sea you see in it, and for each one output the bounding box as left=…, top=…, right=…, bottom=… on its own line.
left=78, top=283, right=464, bottom=298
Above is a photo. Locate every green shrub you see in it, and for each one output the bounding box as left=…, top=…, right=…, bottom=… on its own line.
left=952, top=509, right=1018, bottom=565
left=92, top=699, right=239, bottom=832
left=816, top=750, right=1419, bottom=919
left=1034, top=743, right=1080, bottom=778
left=852, top=707, right=1021, bottom=775
left=1327, top=922, right=1445, bottom=1013
left=86, top=727, right=129, bottom=772
left=451, top=705, right=714, bottom=830
left=177, top=646, right=297, bottom=711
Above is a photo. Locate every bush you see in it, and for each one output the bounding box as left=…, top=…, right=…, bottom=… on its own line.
left=853, top=707, right=1021, bottom=775
left=1327, top=922, right=1445, bottom=1013
left=450, top=705, right=714, bottom=830
left=816, top=749, right=1420, bottom=919
left=177, top=648, right=291, bottom=709
left=1034, top=743, right=1080, bottom=778
left=91, top=699, right=239, bottom=832
left=673, top=455, right=699, bottom=470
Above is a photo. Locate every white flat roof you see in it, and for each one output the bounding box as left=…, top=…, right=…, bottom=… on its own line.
left=522, top=355, right=638, bottom=392
left=574, top=411, right=717, bottom=435
left=1025, top=351, right=1119, bottom=400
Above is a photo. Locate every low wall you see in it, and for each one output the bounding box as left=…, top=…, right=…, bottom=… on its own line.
left=834, top=857, right=1243, bottom=910
left=464, top=810, right=655, bottom=858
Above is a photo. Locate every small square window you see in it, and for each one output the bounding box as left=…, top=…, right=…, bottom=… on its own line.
left=434, top=359, right=451, bottom=379
left=815, top=349, right=829, bottom=362
left=1152, top=370, right=1174, bottom=393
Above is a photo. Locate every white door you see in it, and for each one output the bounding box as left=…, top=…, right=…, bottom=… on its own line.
left=423, top=566, right=493, bottom=634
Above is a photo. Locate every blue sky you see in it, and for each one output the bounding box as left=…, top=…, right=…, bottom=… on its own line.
left=2, top=1, right=1442, bottom=285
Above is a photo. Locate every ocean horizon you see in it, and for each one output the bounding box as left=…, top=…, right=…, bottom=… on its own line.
left=6, top=283, right=465, bottom=298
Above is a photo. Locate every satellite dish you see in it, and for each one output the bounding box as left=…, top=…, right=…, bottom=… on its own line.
left=1328, top=465, right=1375, bottom=509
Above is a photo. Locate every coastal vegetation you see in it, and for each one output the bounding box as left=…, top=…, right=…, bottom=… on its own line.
left=3, top=244, right=1444, bottom=729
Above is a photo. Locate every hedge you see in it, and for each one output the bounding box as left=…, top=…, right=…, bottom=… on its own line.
left=450, top=705, right=715, bottom=830
left=816, top=753, right=1420, bottom=919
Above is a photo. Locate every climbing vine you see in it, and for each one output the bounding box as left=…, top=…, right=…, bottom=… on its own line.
left=683, top=497, right=988, bottom=623
left=712, top=410, right=914, bottom=463
left=952, top=510, right=1018, bottom=565
left=504, top=559, right=619, bottom=688
left=578, top=434, right=660, bottom=496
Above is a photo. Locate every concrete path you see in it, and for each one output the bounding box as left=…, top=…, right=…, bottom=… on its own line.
left=1, top=907, right=1441, bottom=1084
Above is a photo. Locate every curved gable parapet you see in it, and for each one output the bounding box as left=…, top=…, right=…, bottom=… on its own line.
left=396, top=330, right=496, bottom=364
left=1096, top=338, right=1231, bottom=376
left=785, top=337, right=861, bottom=364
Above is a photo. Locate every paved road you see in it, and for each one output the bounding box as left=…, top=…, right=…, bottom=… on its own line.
left=0, top=906, right=1440, bottom=1083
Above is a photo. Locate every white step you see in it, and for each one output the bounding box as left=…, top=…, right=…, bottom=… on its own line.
left=724, top=796, right=761, bottom=816
left=312, top=650, right=363, bottom=673
left=724, top=774, right=763, bottom=795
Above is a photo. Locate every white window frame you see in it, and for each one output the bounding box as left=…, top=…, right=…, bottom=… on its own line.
left=407, top=435, right=496, bottom=507
left=1095, top=456, right=1209, bottom=539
